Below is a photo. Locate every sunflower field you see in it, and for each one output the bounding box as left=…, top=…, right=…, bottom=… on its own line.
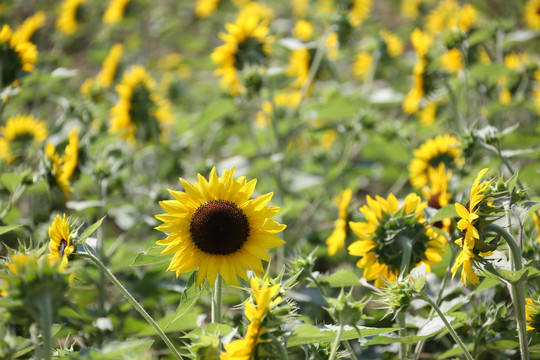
left=2, top=0, right=540, bottom=359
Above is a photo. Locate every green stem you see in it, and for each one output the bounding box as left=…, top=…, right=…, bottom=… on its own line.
left=418, top=293, right=474, bottom=360
left=79, top=248, right=183, bottom=360
left=343, top=340, right=359, bottom=360
left=212, top=275, right=223, bottom=323
left=36, top=293, right=53, bottom=360
left=328, top=313, right=344, bottom=360
left=269, top=333, right=289, bottom=360
left=98, top=179, right=107, bottom=316
left=397, top=311, right=408, bottom=360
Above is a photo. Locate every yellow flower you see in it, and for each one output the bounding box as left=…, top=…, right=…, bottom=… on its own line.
left=402, top=64, right=424, bottom=114
left=381, top=30, right=403, bottom=58
left=456, top=4, right=478, bottom=32
left=441, top=48, right=463, bottom=73
left=534, top=212, right=540, bottom=243
left=349, top=0, right=372, bottom=27
left=56, top=0, right=85, bottom=35
left=48, top=214, right=75, bottom=272
left=425, top=0, right=460, bottom=34
left=0, top=114, right=48, bottom=163
left=401, top=0, right=434, bottom=18
left=348, top=193, right=445, bottom=288
left=45, top=128, right=79, bottom=197
left=237, top=2, right=275, bottom=23
left=326, top=32, right=339, bottom=61
left=103, top=0, right=132, bottom=24
left=110, top=66, right=172, bottom=143
left=286, top=48, right=311, bottom=89
left=0, top=24, right=38, bottom=87
left=423, top=163, right=452, bottom=232
left=352, top=51, right=372, bottom=82
left=524, top=0, right=540, bottom=29
left=326, top=189, right=352, bottom=256
left=194, top=0, right=220, bottom=18
left=410, top=28, right=433, bottom=59
left=526, top=297, right=540, bottom=332
left=13, top=11, right=46, bottom=43
left=504, top=52, right=528, bottom=71
left=293, top=19, right=313, bottom=41
left=418, top=101, right=437, bottom=125
left=320, top=129, right=338, bottom=150
left=96, top=43, right=124, bottom=87
left=408, top=134, right=463, bottom=189
left=499, top=89, right=512, bottom=104
left=211, top=15, right=272, bottom=95
left=155, top=168, right=286, bottom=286
left=450, top=246, right=479, bottom=285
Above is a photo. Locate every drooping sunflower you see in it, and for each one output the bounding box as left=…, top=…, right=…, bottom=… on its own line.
left=103, top=0, right=132, bottom=24
left=109, top=65, right=173, bottom=143
left=0, top=24, right=37, bottom=88
left=211, top=15, right=273, bottom=95
left=326, top=188, right=352, bottom=256
left=56, top=0, right=86, bottom=35
left=155, top=168, right=286, bottom=286
left=526, top=297, right=540, bottom=333
left=48, top=214, right=74, bottom=272
left=348, top=193, right=446, bottom=288
left=0, top=114, right=48, bottom=163
left=14, top=11, right=46, bottom=43
left=408, top=134, right=464, bottom=189
left=45, top=128, right=79, bottom=197
left=524, top=0, right=540, bottom=29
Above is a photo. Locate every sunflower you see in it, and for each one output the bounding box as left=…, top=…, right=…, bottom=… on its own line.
left=221, top=276, right=282, bottom=360
left=381, top=30, right=403, bottom=58
left=103, top=0, right=132, bottom=24
left=533, top=212, right=540, bottom=243
left=450, top=246, right=480, bottom=285
left=348, top=193, right=446, bottom=288
left=526, top=298, right=540, bottom=333
left=109, top=65, right=172, bottom=143
left=48, top=214, right=74, bottom=272
left=402, top=29, right=433, bottom=114
left=96, top=43, right=124, bottom=87
left=195, top=0, right=220, bottom=18
left=408, top=134, right=463, bottom=189
left=286, top=48, right=311, bottom=89
left=0, top=114, right=48, bottom=163
left=293, top=19, right=313, bottom=42
left=524, top=0, right=540, bottom=29
left=418, top=101, right=437, bottom=125
left=211, top=15, right=273, bottom=95
left=401, top=0, right=434, bottom=18
left=352, top=51, right=372, bottom=82
left=441, top=48, right=463, bottom=73
left=349, top=0, right=372, bottom=27
left=56, top=0, right=86, bottom=35
left=14, top=11, right=46, bottom=43
left=292, top=0, right=309, bottom=18
left=45, top=128, right=79, bottom=197
left=155, top=168, right=286, bottom=286
left=422, top=163, right=452, bottom=232
left=326, top=188, right=352, bottom=256
left=0, top=24, right=37, bottom=88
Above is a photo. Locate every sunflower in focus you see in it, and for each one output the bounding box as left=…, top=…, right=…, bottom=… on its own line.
left=408, top=134, right=463, bottom=189
left=45, top=128, right=79, bottom=197
left=326, top=188, right=352, bottom=256
left=48, top=214, right=75, bottom=272
left=103, top=0, right=132, bottom=24
left=220, top=277, right=282, bottom=359
left=155, top=168, right=286, bottom=286
left=211, top=15, right=273, bottom=95
left=524, top=0, right=540, bottom=29
left=0, top=114, right=48, bottom=163
left=56, top=0, right=86, bottom=35
left=14, top=11, right=46, bottom=43
left=109, top=65, right=172, bottom=143
left=348, top=193, right=445, bottom=288
left=526, top=298, right=540, bottom=333
left=0, top=24, right=37, bottom=88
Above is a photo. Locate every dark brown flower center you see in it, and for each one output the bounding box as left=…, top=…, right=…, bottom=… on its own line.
left=190, top=200, right=250, bottom=255
left=59, top=239, right=67, bottom=257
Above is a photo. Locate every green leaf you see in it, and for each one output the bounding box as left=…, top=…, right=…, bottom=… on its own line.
left=320, top=269, right=360, bottom=287
left=429, top=205, right=458, bottom=224
left=287, top=324, right=395, bottom=347
left=79, top=217, right=106, bottom=242
left=0, top=224, right=22, bottom=235
left=184, top=323, right=234, bottom=340
left=131, top=246, right=172, bottom=266
left=479, top=263, right=540, bottom=284
left=197, top=98, right=236, bottom=127
left=470, top=64, right=515, bottom=86
left=511, top=200, right=540, bottom=224
left=167, top=272, right=201, bottom=328
left=0, top=173, right=24, bottom=192
left=70, top=339, right=153, bottom=359
left=136, top=311, right=200, bottom=336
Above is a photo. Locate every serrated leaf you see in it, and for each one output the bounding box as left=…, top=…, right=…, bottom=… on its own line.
left=80, top=217, right=106, bottom=242
left=131, top=246, right=172, bottom=266
left=0, top=224, right=22, bottom=235
left=287, top=324, right=395, bottom=347
left=167, top=272, right=201, bottom=327
left=429, top=205, right=458, bottom=224
left=479, top=263, right=540, bottom=283
left=320, top=269, right=360, bottom=287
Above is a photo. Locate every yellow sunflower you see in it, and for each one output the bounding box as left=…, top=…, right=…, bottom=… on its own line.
left=524, top=0, right=540, bottom=29
left=155, top=168, right=286, bottom=286
left=526, top=298, right=540, bottom=332
left=103, top=0, right=132, bottom=24
left=292, top=0, right=309, bottom=18
left=326, top=188, right=352, bottom=256
left=0, top=114, right=48, bottom=163
left=293, top=19, right=313, bottom=42
left=195, top=0, right=220, bottom=18
left=0, top=24, right=37, bottom=88
left=14, top=11, right=46, bottom=43
left=348, top=193, right=445, bottom=288
left=408, top=134, right=464, bottom=189
left=381, top=30, right=403, bottom=58
left=441, top=48, right=463, bottom=73
left=422, top=163, right=452, bottom=232
left=48, top=214, right=74, bottom=272
left=418, top=101, right=438, bottom=125
left=286, top=48, right=311, bottom=89
left=211, top=15, right=273, bottom=95
left=109, top=65, right=173, bottom=143
left=450, top=246, right=480, bottom=285
left=96, top=43, right=124, bottom=87
left=533, top=212, right=540, bottom=243
left=401, top=0, right=434, bottom=18
left=349, top=0, right=372, bottom=27
left=402, top=29, right=433, bottom=115
left=56, top=0, right=86, bottom=35
left=352, top=51, right=372, bottom=82
left=45, top=128, right=79, bottom=197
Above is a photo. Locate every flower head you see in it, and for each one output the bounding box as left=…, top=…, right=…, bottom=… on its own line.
left=0, top=24, right=37, bottom=88
left=526, top=297, right=540, bottom=333
left=423, top=163, right=452, bottom=231
left=0, top=114, right=48, bottom=163
left=45, top=128, right=79, bottom=197
left=56, top=0, right=86, bottom=35
left=326, top=188, right=352, bottom=256
left=14, top=11, right=46, bottom=43
left=533, top=212, right=540, bottom=243
left=524, top=0, right=540, bottom=29
left=348, top=193, right=445, bottom=288
left=352, top=51, right=372, bottom=82
left=293, top=19, right=313, bottom=42
left=48, top=214, right=75, bottom=272
left=155, top=168, right=286, bottom=286
left=441, top=48, right=463, bottom=73
left=103, top=0, right=132, bottom=24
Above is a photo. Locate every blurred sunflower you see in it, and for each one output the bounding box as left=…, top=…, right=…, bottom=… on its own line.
left=211, top=15, right=272, bottom=95
left=48, top=214, right=74, bottom=272
left=81, top=43, right=124, bottom=95
left=103, top=0, right=132, bottom=24
left=292, top=0, right=309, bottom=18
left=0, top=114, right=48, bottom=163
left=237, top=2, right=275, bottom=22
left=195, top=0, right=220, bottom=18
left=533, top=212, right=540, bottom=243
left=422, top=163, right=452, bottom=232
left=286, top=48, right=311, bottom=89
left=221, top=277, right=282, bottom=359
left=441, top=48, right=463, bottom=73
left=402, top=29, right=433, bottom=114
left=408, top=134, right=463, bottom=189
left=14, top=11, right=46, bottom=43
left=0, top=24, right=37, bottom=88
left=401, top=0, right=434, bottom=18
left=524, top=0, right=540, bottom=29
left=109, top=65, right=172, bottom=143
left=293, top=19, right=313, bottom=41
left=352, top=51, right=372, bottom=82
left=326, top=188, right=352, bottom=256
left=348, top=193, right=445, bottom=288
left=418, top=101, right=437, bottom=125
left=526, top=298, right=540, bottom=333
left=381, top=30, right=403, bottom=58
left=45, top=128, right=79, bottom=197
left=348, top=0, right=372, bottom=27
left=56, top=0, right=86, bottom=35
left=155, top=168, right=286, bottom=286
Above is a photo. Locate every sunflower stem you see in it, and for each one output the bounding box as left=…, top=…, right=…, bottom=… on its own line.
left=481, top=222, right=529, bottom=360
left=343, top=339, right=359, bottom=360
left=269, top=333, right=289, bottom=360
left=79, top=247, right=183, bottom=360
left=36, top=292, right=53, bottom=360
left=212, top=275, right=223, bottom=324
left=97, top=178, right=107, bottom=316
left=417, top=292, right=474, bottom=360
left=328, top=312, right=344, bottom=360
left=397, top=311, right=408, bottom=360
